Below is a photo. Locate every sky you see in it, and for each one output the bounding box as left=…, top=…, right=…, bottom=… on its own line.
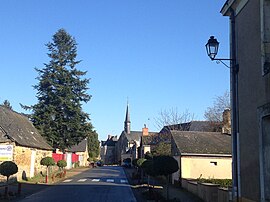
left=0, top=1, right=230, bottom=141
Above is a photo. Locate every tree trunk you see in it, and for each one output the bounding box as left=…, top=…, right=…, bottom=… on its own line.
left=166, top=175, right=169, bottom=201
left=5, top=176, right=9, bottom=199
left=46, top=167, right=49, bottom=183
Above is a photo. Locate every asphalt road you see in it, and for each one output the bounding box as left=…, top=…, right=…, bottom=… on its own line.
left=18, top=166, right=136, bottom=202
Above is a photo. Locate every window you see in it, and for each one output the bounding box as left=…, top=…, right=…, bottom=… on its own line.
left=210, top=161, right=217, bottom=166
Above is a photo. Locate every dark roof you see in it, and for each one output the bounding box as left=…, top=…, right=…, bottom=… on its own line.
left=68, top=138, right=87, bottom=152
left=141, top=132, right=169, bottom=145
left=171, top=131, right=231, bottom=155
left=102, top=136, right=117, bottom=147
left=0, top=106, right=52, bottom=150
left=126, top=131, right=142, bottom=142
left=163, top=121, right=221, bottom=132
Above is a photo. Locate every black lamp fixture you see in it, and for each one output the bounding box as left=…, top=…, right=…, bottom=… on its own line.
left=205, top=36, right=219, bottom=60
left=206, top=36, right=234, bottom=68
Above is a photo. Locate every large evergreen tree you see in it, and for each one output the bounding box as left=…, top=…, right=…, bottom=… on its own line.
left=31, top=29, right=92, bottom=151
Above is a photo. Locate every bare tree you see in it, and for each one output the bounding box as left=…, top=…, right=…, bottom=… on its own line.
left=154, top=108, right=194, bottom=130
left=204, top=91, right=230, bottom=122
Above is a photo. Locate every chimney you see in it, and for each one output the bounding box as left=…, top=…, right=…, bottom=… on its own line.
left=222, top=109, right=231, bottom=134
left=142, top=124, right=149, bottom=136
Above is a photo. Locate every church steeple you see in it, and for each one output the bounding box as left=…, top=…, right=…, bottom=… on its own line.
left=124, top=103, right=131, bottom=134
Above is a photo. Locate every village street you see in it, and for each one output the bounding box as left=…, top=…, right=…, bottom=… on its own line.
left=18, top=166, right=136, bottom=202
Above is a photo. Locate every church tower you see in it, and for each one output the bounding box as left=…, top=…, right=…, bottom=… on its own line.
left=124, top=104, right=131, bottom=134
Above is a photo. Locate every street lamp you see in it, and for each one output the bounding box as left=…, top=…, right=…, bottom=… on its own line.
left=206, top=35, right=239, bottom=202
left=205, top=36, right=219, bottom=60
left=205, top=36, right=233, bottom=68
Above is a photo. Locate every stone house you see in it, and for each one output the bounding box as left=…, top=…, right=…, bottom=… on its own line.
left=221, top=1, right=270, bottom=201
left=171, top=130, right=232, bottom=183
left=68, top=138, right=89, bottom=167
left=100, top=135, right=117, bottom=165
left=138, top=125, right=168, bottom=158
left=0, top=106, right=52, bottom=181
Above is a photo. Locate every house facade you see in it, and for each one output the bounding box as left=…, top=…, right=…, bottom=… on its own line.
left=171, top=130, right=232, bottom=183
left=221, top=1, right=269, bottom=201
left=100, top=135, right=117, bottom=165
left=0, top=106, right=52, bottom=181
left=68, top=138, right=89, bottom=167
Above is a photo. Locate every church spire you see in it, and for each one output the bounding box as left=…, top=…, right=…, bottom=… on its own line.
left=124, top=103, right=131, bottom=134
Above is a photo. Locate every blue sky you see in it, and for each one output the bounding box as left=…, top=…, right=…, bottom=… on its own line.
left=0, top=1, right=230, bottom=141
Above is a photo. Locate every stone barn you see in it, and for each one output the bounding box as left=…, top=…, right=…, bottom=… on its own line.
left=0, top=106, right=52, bottom=181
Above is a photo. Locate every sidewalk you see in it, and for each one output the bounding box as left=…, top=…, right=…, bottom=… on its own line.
left=124, top=167, right=203, bottom=202
left=0, top=167, right=91, bottom=201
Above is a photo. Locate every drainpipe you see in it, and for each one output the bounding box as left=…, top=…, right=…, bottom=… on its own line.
left=229, top=7, right=241, bottom=201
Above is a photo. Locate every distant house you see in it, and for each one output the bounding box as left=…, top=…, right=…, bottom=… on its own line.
left=171, top=130, right=232, bottom=183
left=0, top=106, right=52, bottom=181
left=100, top=135, right=117, bottom=165
left=68, top=138, right=89, bottom=167
left=139, top=126, right=168, bottom=158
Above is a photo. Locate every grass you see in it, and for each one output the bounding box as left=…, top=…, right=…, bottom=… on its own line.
left=197, top=178, right=232, bottom=188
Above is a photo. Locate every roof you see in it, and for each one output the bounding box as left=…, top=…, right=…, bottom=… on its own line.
left=163, top=121, right=221, bottom=133
left=68, top=138, right=87, bottom=152
left=126, top=131, right=142, bottom=142
left=102, top=136, right=117, bottom=147
left=141, top=132, right=169, bottom=145
left=171, top=130, right=231, bottom=155
left=0, top=106, right=52, bottom=150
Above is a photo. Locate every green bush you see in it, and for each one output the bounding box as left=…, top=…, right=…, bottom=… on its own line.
left=137, top=158, right=146, bottom=168
left=197, top=178, right=232, bottom=188
left=40, top=157, right=55, bottom=167
left=0, top=161, right=18, bottom=181
left=57, top=160, right=67, bottom=170
left=73, top=161, right=80, bottom=168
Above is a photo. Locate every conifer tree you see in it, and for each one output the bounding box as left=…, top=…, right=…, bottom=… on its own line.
left=31, top=29, right=92, bottom=151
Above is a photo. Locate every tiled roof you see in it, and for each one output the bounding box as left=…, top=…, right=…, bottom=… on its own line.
left=162, top=121, right=222, bottom=133
left=0, top=106, right=52, bottom=150
left=141, top=132, right=170, bottom=145
left=68, top=138, right=87, bottom=152
left=102, top=136, right=117, bottom=147
left=171, top=130, right=231, bottom=155
left=126, top=131, right=142, bottom=142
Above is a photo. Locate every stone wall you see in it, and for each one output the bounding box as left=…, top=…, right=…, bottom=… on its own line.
left=13, top=145, right=52, bottom=180
left=182, top=178, right=232, bottom=202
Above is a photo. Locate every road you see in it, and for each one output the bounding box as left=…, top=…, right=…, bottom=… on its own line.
left=18, top=166, right=136, bottom=202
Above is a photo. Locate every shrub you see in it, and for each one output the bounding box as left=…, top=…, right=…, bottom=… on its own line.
left=73, top=161, right=80, bottom=168
left=0, top=161, right=18, bottom=197
left=40, top=157, right=55, bottom=183
left=57, top=160, right=67, bottom=170
left=137, top=158, right=146, bottom=168
left=0, top=161, right=18, bottom=182
left=40, top=157, right=55, bottom=167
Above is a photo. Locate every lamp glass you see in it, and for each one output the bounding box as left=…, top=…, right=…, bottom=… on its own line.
left=206, top=36, right=219, bottom=60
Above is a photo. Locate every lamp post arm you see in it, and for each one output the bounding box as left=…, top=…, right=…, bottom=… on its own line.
left=211, top=58, right=235, bottom=68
